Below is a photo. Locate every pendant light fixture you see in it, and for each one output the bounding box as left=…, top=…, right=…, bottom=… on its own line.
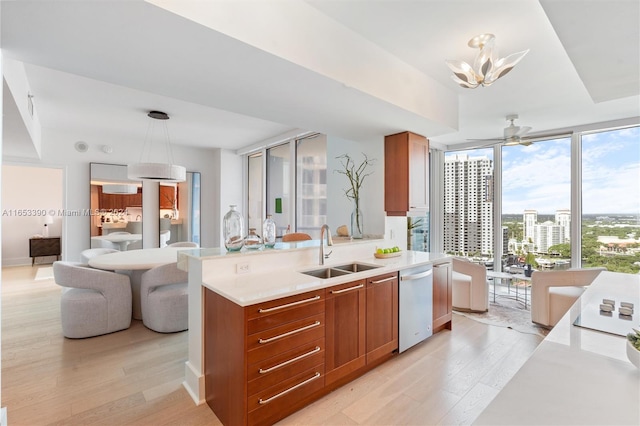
left=128, top=111, right=186, bottom=182
left=446, top=34, right=529, bottom=89
left=102, top=184, right=138, bottom=194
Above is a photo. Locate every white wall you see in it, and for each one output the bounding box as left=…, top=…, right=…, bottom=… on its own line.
left=326, top=135, right=385, bottom=237
left=1, top=165, right=63, bottom=265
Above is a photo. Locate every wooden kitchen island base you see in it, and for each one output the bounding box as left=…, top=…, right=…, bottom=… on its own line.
left=204, top=271, right=402, bottom=426
left=195, top=248, right=452, bottom=426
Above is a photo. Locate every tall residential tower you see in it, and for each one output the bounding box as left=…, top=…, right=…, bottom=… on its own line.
left=444, top=154, right=494, bottom=255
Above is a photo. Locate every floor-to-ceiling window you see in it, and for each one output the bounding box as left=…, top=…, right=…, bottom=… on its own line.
left=246, top=133, right=327, bottom=240
left=442, top=124, right=639, bottom=274
left=247, top=153, right=263, bottom=233
left=502, top=137, right=572, bottom=271
left=296, top=134, right=327, bottom=239
left=443, top=149, right=494, bottom=266
left=581, top=126, right=640, bottom=273
left=267, top=142, right=292, bottom=237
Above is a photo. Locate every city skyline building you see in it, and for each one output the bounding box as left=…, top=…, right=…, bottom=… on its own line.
left=523, top=209, right=537, bottom=242
left=444, top=154, right=494, bottom=255
left=533, top=221, right=567, bottom=253
left=555, top=208, right=571, bottom=242
left=522, top=208, right=571, bottom=254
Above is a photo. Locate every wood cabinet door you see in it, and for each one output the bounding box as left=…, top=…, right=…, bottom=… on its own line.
left=160, top=185, right=178, bottom=209
left=408, top=134, right=429, bottom=212
left=384, top=131, right=429, bottom=215
left=432, top=262, right=452, bottom=331
left=98, top=186, right=142, bottom=211
left=325, top=280, right=366, bottom=385
left=365, top=272, right=399, bottom=364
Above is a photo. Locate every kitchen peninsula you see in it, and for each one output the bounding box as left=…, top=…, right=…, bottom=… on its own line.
left=177, top=239, right=451, bottom=425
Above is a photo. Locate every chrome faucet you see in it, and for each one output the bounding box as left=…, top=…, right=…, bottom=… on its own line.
left=319, top=224, right=333, bottom=265
left=136, top=215, right=141, bottom=221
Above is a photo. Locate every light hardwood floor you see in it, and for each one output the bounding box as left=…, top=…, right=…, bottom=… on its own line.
left=2, top=265, right=542, bottom=425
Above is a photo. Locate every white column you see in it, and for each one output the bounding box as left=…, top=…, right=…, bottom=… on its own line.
left=142, top=180, right=160, bottom=248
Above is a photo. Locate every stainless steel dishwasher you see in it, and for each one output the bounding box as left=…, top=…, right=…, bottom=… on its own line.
left=399, top=265, right=433, bottom=352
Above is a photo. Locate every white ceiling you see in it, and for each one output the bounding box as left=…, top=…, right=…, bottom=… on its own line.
left=1, top=0, right=638, bottom=157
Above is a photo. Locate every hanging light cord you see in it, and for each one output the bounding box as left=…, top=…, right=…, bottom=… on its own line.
left=136, top=112, right=176, bottom=165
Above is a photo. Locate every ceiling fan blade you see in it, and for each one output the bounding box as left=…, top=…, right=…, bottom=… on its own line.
left=466, top=137, right=504, bottom=142
left=515, top=126, right=532, bottom=137
left=459, top=139, right=504, bottom=149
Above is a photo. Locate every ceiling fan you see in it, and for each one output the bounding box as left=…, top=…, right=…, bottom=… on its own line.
left=469, top=114, right=534, bottom=146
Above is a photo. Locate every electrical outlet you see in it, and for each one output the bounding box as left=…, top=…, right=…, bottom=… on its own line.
left=236, top=262, right=250, bottom=274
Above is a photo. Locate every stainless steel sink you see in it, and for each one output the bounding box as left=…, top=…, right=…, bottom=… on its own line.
left=301, top=262, right=381, bottom=279
left=302, top=267, right=352, bottom=279
left=333, top=262, right=381, bottom=273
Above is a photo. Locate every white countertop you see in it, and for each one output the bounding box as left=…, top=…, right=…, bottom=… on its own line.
left=200, top=250, right=450, bottom=307
left=100, top=222, right=127, bottom=229
left=474, top=271, right=640, bottom=425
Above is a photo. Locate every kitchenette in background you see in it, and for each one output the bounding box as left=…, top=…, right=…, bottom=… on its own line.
left=90, top=163, right=200, bottom=249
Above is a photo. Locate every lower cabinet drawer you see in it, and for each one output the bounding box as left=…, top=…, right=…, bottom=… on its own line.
left=247, top=313, right=325, bottom=365
left=248, top=365, right=325, bottom=425
left=248, top=298, right=325, bottom=335
left=248, top=338, right=325, bottom=396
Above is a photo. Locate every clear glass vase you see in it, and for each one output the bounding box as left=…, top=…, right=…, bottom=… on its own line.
left=244, top=228, right=263, bottom=250
left=262, top=215, right=277, bottom=248
left=350, top=200, right=364, bottom=239
left=223, top=205, right=244, bottom=251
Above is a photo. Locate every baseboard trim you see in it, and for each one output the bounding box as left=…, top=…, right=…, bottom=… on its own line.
left=183, top=361, right=205, bottom=405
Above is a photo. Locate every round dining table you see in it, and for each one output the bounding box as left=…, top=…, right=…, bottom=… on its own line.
left=88, top=247, right=190, bottom=320
left=91, top=233, right=142, bottom=251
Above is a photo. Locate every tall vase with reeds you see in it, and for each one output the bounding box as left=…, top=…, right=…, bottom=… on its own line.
left=336, top=153, right=375, bottom=239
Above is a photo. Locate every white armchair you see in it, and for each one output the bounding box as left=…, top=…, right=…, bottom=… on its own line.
left=140, top=262, right=188, bottom=333
left=452, top=258, right=488, bottom=312
left=531, top=268, right=605, bottom=328
left=53, top=261, right=132, bottom=338
left=80, top=248, right=118, bottom=264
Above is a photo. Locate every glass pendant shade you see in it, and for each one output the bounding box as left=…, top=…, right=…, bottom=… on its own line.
left=446, top=34, right=529, bottom=88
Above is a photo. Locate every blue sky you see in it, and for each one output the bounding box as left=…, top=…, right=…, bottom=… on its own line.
left=446, top=126, right=640, bottom=215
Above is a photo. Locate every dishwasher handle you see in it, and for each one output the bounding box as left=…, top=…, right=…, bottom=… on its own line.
left=400, top=269, right=433, bottom=281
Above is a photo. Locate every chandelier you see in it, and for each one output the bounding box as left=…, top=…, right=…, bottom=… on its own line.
left=446, top=34, right=529, bottom=89
left=128, top=111, right=186, bottom=182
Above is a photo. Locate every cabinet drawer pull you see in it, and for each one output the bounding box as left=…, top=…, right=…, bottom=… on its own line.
left=258, top=295, right=321, bottom=313
left=259, top=346, right=321, bottom=374
left=370, top=276, right=396, bottom=284
left=258, top=321, right=321, bottom=344
left=330, top=284, right=364, bottom=294
left=258, top=372, right=321, bottom=405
